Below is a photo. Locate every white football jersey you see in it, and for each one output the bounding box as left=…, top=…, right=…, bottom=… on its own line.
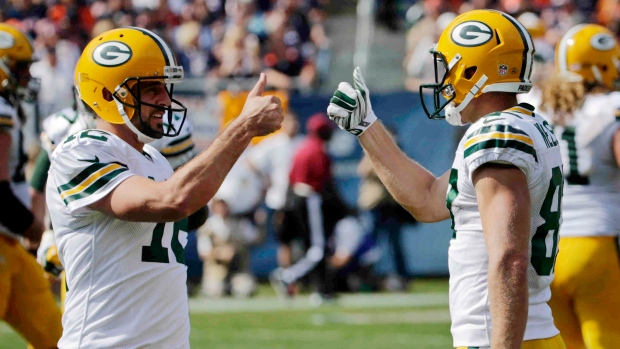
left=448, top=103, right=562, bottom=347
left=543, top=93, right=620, bottom=237
left=0, top=95, right=30, bottom=238
left=46, top=129, right=189, bottom=349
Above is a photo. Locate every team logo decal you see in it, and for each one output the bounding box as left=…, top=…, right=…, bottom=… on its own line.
left=92, top=41, right=133, bottom=67
left=0, top=31, right=15, bottom=49
left=590, top=33, right=616, bottom=51
left=498, top=64, right=508, bottom=76
left=451, top=21, right=493, bottom=47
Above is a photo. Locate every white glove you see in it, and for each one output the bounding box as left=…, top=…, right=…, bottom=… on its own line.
left=327, top=67, right=378, bottom=136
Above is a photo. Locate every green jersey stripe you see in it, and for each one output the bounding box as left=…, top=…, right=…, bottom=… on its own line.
left=466, top=124, right=528, bottom=140
left=58, top=161, right=128, bottom=193
left=58, top=163, right=110, bottom=192
left=464, top=138, right=538, bottom=162
left=62, top=167, right=129, bottom=205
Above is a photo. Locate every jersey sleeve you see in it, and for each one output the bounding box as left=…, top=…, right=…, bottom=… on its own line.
left=462, top=117, right=539, bottom=181
left=0, top=96, right=16, bottom=133
left=49, top=131, right=134, bottom=213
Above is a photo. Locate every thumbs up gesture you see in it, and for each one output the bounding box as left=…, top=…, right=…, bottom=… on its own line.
left=238, top=73, right=284, bottom=137
left=327, top=67, right=378, bottom=136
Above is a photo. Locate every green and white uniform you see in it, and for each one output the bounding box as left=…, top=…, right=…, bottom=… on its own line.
left=46, top=129, right=189, bottom=349
left=447, top=103, right=563, bottom=347
left=549, top=92, right=620, bottom=237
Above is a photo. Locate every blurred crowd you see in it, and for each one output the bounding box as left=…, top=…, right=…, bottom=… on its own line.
left=403, top=0, right=620, bottom=91
left=1, top=0, right=331, bottom=118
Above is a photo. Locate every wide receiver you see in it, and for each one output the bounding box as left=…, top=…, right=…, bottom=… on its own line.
left=327, top=10, right=565, bottom=349
left=46, top=27, right=282, bottom=348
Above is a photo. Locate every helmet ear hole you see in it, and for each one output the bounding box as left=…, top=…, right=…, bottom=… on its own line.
left=601, top=65, right=608, bottom=72
left=102, top=88, right=113, bottom=102
left=464, top=66, right=477, bottom=80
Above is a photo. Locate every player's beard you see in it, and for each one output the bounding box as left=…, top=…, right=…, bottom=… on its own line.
left=137, top=111, right=165, bottom=140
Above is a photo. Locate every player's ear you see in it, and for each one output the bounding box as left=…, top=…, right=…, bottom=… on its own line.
left=102, top=88, right=113, bottom=102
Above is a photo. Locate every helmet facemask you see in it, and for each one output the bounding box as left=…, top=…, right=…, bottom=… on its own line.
left=112, top=69, right=187, bottom=143
left=420, top=48, right=459, bottom=121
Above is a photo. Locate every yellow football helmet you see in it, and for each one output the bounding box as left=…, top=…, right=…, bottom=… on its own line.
left=556, top=24, right=620, bottom=90
left=0, top=23, right=34, bottom=93
left=420, top=9, right=535, bottom=124
left=75, top=26, right=187, bottom=141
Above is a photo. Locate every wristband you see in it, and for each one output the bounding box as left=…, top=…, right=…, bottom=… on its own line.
left=347, top=111, right=377, bottom=137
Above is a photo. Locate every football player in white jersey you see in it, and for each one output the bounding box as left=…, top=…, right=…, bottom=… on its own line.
left=327, top=10, right=565, bottom=349
left=30, top=92, right=204, bottom=303
left=537, top=24, right=620, bottom=348
left=46, top=27, right=282, bottom=349
left=0, top=23, right=63, bottom=349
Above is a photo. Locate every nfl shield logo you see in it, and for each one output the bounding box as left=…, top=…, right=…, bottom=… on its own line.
left=498, top=64, right=508, bottom=76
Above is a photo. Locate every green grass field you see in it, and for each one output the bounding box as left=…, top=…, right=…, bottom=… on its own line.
left=0, top=279, right=452, bottom=349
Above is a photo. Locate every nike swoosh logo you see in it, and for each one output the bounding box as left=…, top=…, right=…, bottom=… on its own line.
left=483, top=117, right=505, bottom=124
left=78, top=155, right=100, bottom=163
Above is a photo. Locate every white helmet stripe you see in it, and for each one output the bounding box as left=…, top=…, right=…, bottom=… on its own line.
left=127, top=26, right=176, bottom=67
left=557, top=24, right=586, bottom=73
left=500, top=12, right=534, bottom=83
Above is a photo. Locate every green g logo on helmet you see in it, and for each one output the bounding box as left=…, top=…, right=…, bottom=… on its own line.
left=451, top=21, right=493, bottom=47
left=92, top=41, right=133, bottom=67
left=591, top=33, right=616, bottom=51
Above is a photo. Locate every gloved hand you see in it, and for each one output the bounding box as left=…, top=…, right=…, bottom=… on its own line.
left=327, top=67, right=378, bottom=136
left=37, top=230, right=64, bottom=278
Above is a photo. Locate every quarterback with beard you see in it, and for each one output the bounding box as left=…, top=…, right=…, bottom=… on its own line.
left=46, top=27, right=282, bottom=348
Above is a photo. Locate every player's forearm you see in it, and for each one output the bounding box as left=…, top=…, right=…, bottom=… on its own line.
left=488, top=251, right=529, bottom=348
left=165, top=117, right=254, bottom=216
left=358, top=121, right=448, bottom=222
left=475, top=165, right=530, bottom=348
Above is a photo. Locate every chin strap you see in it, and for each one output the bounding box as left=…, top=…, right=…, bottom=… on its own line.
left=445, top=74, right=489, bottom=126
left=113, top=97, right=157, bottom=144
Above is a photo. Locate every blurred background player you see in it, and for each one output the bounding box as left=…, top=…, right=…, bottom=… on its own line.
left=537, top=24, right=620, bottom=349
left=0, top=22, right=63, bottom=349
left=197, top=198, right=258, bottom=298
left=356, top=127, right=417, bottom=291
left=246, top=110, right=303, bottom=275
left=270, top=113, right=351, bottom=301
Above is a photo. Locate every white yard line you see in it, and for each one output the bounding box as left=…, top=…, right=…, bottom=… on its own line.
left=189, top=292, right=449, bottom=314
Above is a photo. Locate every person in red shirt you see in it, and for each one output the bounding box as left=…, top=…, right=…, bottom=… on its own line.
left=270, top=113, right=351, bottom=302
